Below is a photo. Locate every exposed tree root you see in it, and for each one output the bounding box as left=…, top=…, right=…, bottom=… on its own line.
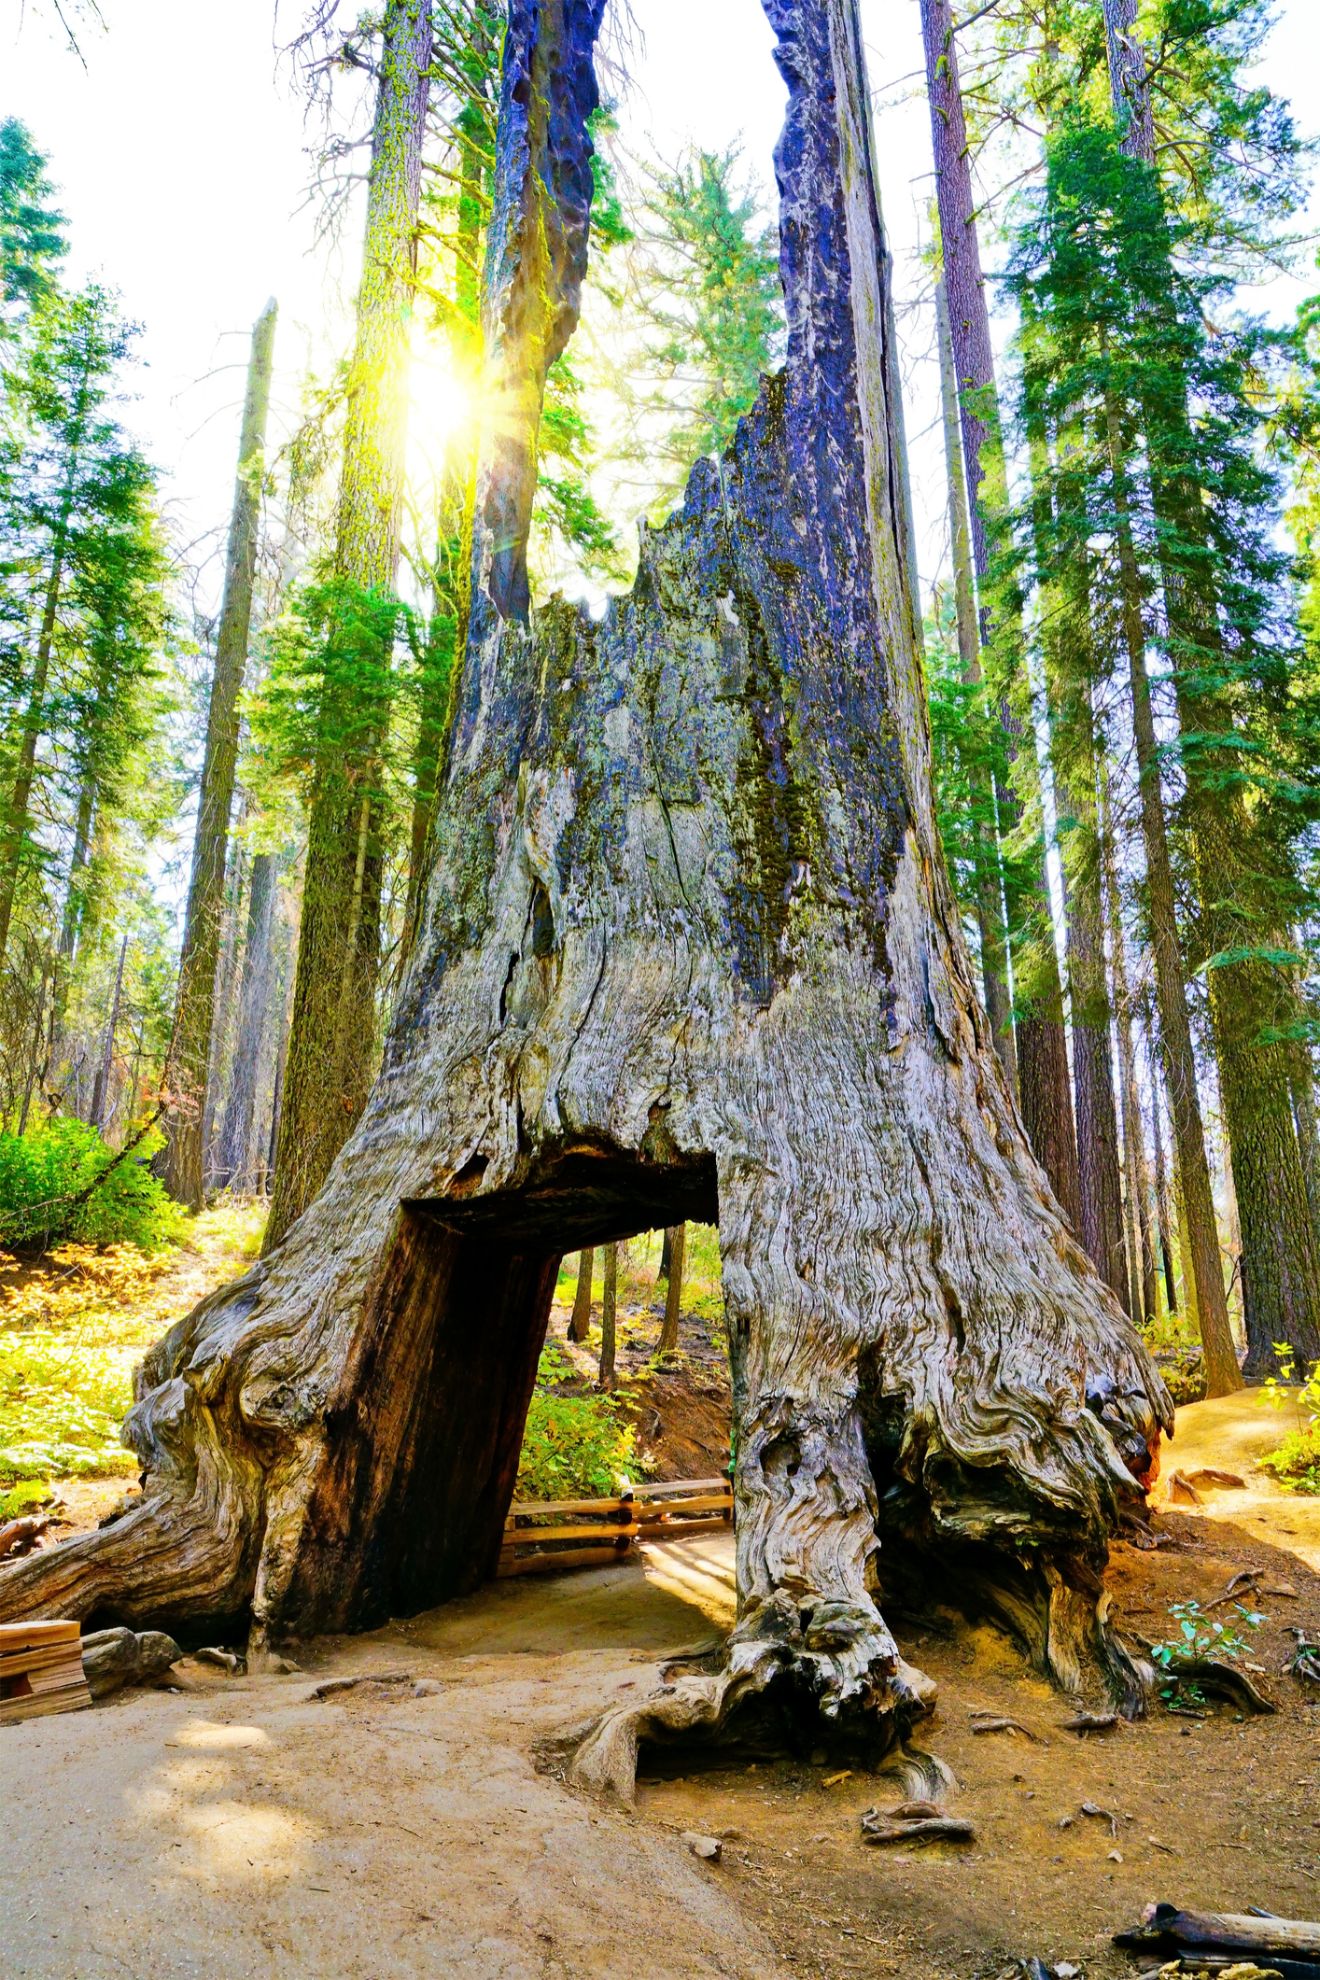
left=570, top=1595, right=935, bottom=1804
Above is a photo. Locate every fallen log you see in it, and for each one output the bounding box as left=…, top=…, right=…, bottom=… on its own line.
left=1115, top=1904, right=1320, bottom=1971
left=1060, top=1709, right=1118, bottom=1733
left=0, top=1515, right=50, bottom=1559
left=309, top=1671, right=414, bottom=1701
left=81, top=1626, right=181, bottom=1699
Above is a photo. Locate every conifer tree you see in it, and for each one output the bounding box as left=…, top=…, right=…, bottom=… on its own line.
left=159, top=299, right=277, bottom=1209
left=919, top=0, right=1082, bottom=1231
left=264, top=0, right=433, bottom=1250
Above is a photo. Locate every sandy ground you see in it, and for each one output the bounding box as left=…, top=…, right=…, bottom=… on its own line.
left=4, top=1397, right=1318, bottom=1980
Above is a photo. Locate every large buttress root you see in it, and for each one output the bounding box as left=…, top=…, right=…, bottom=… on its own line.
left=2, top=0, right=1168, bottom=1780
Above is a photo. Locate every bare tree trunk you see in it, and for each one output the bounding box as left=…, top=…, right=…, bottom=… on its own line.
left=402, top=120, right=483, bottom=962
left=658, top=1222, right=685, bottom=1354
left=90, top=932, right=128, bottom=1133
left=203, top=838, right=248, bottom=1180
left=934, top=274, right=1016, bottom=1092
left=160, top=300, right=277, bottom=1209
left=598, top=1242, right=618, bottom=1391
left=1102, top=388, right=1239, bottom=1393
left=1101, top=805, right=1157, bottom=1330
left=265, top=973, right=291, bottom=1194
left=1290, top=1043, right=1320, bottom=1254
left=17, top=952, right=51, bottom=1136
left=920, top=0, right=1079, bottom=1229
left=568, top=1246, right=594, bottom=1343
left=1147, top=1023, right=1178, bottom=1319
left=1025, top=402, right=1126, bottom=1305
left=1, top=2, right=1166, bottom=1798
left=215, top=851, right=278, bottom=1191
left=265, top=0, right=433, bottom=1251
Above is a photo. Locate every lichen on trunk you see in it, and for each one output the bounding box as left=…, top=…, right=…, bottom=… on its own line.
left=0, top=0, right=1167, bottom=1795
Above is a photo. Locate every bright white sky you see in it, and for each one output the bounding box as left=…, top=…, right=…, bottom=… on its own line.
left=3, top=0, right=1319, bottom=617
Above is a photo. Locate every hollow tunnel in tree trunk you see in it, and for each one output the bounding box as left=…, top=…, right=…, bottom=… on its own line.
left=0, top=0, right=1169, bottom=1795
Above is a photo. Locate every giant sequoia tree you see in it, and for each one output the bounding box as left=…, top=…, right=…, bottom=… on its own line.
left=0, top=0, right=1165, bottom=1788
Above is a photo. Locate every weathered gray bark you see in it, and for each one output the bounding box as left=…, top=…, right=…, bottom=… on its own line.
left=160, top=300, right=277, bottom=1210
left=0, top=0, right=1166, bottom=1792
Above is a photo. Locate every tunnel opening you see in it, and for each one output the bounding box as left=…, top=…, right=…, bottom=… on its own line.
left=282, top=1142, right=721, bottom=1636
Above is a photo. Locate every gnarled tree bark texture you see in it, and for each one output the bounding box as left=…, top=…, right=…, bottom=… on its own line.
left=0, top=0, right=1167, bottom=1792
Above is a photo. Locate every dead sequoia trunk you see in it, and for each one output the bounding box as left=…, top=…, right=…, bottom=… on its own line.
left=0, top=0, right=1167, bottom=1786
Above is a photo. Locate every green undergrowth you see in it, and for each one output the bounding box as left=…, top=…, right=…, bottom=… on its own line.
left=1141, top=1303, right=1207, bottom=1407
left=515, top=1341, right=638, bottom=1501
left=0, top=1118, right=188, bottom=1251
left=1258, top=1346, right=1320, bottom=1494
left=516, top=1224, right=728, bottom=1500
left=0, top=1198, right=266, bottom=1495
left=1150, top=1596, right=1266, bottom=1710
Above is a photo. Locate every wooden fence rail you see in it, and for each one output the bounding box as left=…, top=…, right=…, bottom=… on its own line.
left=497, top=1475, right=734, bottom=1578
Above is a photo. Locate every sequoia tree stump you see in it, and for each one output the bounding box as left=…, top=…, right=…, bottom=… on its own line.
left=0, top=0, right=1168, bottom=1791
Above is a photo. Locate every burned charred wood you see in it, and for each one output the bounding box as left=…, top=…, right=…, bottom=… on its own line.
left=0, top=0, right=1166, bottom=1800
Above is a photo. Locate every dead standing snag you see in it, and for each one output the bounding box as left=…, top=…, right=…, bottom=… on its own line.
left=0, top=0, right=1166, bottom=1790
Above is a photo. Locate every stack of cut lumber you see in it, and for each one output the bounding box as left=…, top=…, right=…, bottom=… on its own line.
left=0, top=1619, right=92, bottom=1724
left=498, top=1475, right=733, bottom=1578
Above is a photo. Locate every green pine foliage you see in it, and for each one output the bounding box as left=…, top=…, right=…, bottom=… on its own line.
left=0, top=129, right=183, bottom=1175
left=0, top=118, right=66, bottom=312
left=1005, top=115, right=1320, bottom=983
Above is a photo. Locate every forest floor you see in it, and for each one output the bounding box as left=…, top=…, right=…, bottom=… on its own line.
left=4, top=1230, right=1320, bottom=1978
left=5, top=1424, right=1318, bottom=1980
left=0, top=1201, right=266, bottom=1527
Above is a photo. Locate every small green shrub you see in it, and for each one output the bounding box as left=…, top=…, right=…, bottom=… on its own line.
left=1259, top=1427, right=1320, bottom=1494
left=0, top=1118, right=187, bottom=1251
left=515, top=1342, right=637, bottom=1501
left=1258, top=1344, right=1320, bottom=1495
left=1150, top=1597, right=1265, bottom=1708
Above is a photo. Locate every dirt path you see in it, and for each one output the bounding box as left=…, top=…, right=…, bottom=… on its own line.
left=5, top=1399, right=1318, bottom=1980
